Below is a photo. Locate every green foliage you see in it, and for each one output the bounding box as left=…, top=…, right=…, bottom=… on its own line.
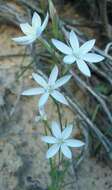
left=48, top=160, right=70, bottom=190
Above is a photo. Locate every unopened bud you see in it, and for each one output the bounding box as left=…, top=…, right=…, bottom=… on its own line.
left=48, top=0, right=57, bottom=20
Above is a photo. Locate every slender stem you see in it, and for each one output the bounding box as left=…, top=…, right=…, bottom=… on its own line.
left=43, top=120, right=53, bottom=171
left=39, top=38, right=53, bottom=54
left=56, top=102, right=63, bottom=130
left=59, top=149, right=61, bottom=165
left=53, top=98, right=63, bottom=130
left=43, top=120, right=52, bottom=134
left=39, top=37, right=60, bottom=62
left=44, top=123, right=48, bottom=136
left=17, top=60, right=33, bottom=79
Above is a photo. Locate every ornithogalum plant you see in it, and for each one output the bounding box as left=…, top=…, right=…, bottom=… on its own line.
left=12, top=3, right=104, bottom=189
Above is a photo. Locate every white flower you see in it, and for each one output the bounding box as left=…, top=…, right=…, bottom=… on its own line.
left=52, top=31, right=104, bottom=77
left=42, top=121, right=84, bottom=159
left=35, top=107, right=47, bottom=122
left=22, top=65, right=71, bottom=107
left=12, top=12, right=49, bottom=45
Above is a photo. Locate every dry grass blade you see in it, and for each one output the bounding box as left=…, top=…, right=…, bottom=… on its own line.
left=70, top=70, right=112, bottom=125
left=0, top=1, right=42, bottom=25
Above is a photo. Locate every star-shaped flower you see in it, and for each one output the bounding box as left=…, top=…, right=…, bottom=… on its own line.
left=22, top=65, right=71, bottom=107
left=12, top=12, right=49, bottom=45
left=52, top=31, right=104, bottom=77
left=42, top=121, right=84, bottom=159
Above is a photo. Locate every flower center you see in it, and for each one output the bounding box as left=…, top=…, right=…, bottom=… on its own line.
left=58, top=138, right=65, bottom=144
left=74, top=53, right=80, bottom=59
left=72, top=50, right=80, bottom=59
left=45, top=85, right=54, bottom=94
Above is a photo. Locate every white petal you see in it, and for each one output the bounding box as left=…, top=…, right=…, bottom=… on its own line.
left=35, top=28, right=42, bottom=38
left=41, top=12, right=49, bottom=32
left=76, top=59, right=91, bottom=77
left=51, top=121, right=61, bottom=138
left=38, top=107, right=47, bottom=121
left=39, top=107, right=46, bottom=118
left=62, top=124, right=73, bottom=140
left=63, top=55, right=76, bottom=64
left=41, top=136, right=57, bottom=144
left=12, top=35, right=35, bottom=45
left=32, top=73, right=47, bottom=87
left=38, top=93, right=49, bottom=107
left=20, top=23, right=33, bottom=35
left=54, top=75, right=71, bottom=89
left=52, top=39, right=72, bottom=55
left=22, top=87, right=44, bottom=96
left=69, top=30, right=79, bottom=50
left=51, top=90, right=68, bottom=105
left=79, top=39, right=95, bottom=55
left=83, top=53, right=104, bottom=63
left=32, top=12, right=41, bottom=29
left=65, top=139, right=85, bottom=147
left=61, top=144, right=72, bottom=159
left=46, top=144, right=60, bottom=159
left=48, top=65, right=58, bottom=85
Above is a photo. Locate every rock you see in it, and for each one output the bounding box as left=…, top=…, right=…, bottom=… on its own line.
left=0, top=142, right=23, bottom=190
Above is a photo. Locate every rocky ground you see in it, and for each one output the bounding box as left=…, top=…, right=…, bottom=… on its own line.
left=0, top=22, right=112, bottom=190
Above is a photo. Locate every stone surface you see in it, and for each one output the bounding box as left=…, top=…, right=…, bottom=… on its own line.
left=0, top=142, right=22, bottom=190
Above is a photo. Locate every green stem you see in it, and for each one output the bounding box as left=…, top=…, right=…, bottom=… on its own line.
left=43, top=121, right=53, bottom=171
left=43, top=120, right=52, bottom=134
left=39, top=38, right=53, bottom=54
left=53, top=99, right=63, bottom=130
left=39, top=38, right=60, bottom=62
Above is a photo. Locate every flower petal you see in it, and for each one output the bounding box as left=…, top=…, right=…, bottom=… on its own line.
left=52, top=39, right=72, bottom=55
left=20, top=23, right=33, bottom=35
left=54, top=75, right=71, bottom=89
left=83, top=53, right=104, bottom=63
left=38, top=106, right=47, bottom=121
left=63, top=55, right=76, bottom=64
left=65, top=139, right=85, bottom=147
left=38, top=93, right=49, bottom=107
left=48, top=65, right=58, bottom=85
left=69, top=30, right=79, bottom=50
left=51, top=121, right=61, bottom=138
left=79, top=39, right=95, bottom=55
left=46, top=144, right=60, bottom=159
left=41, top=136, right=57, bottom=144
left=39, top=107, right=47, bottom=118
left=76, top=59, right=91, bottom=77
left=32, top=73, right=47, bottom=87
left=32, top=12, right=41, bottom=29
left=22, top=87, right=44, bottom=96
left=41, top=12, right=49, bottom=32
left=12, top=35, right=36, bottom=45
left=62, top=124, right=73, bottom=140
left=61, top=144, right=72, bottom=159
left=51, top=90, right=68, bottom=105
